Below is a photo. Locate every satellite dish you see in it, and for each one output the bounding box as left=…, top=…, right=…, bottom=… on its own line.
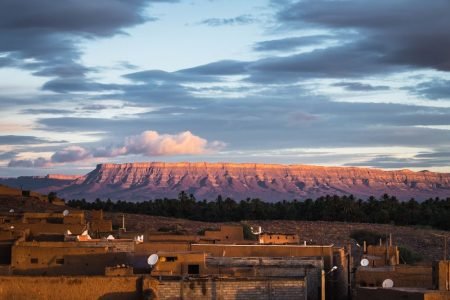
left=251, top=226, right=262, bottom=235
left=81, top=230, right=89, bottom=236
left=360, top=258, right=369, bottom=267
left=382, top=279, right=394, bottom=288
left=147, top=254, right=159, bottom=266
left=65, top=229, right=72, bottom=235
left=9, top=209, right=14, bottom=213
left=10, top=226, right=14, bottom=230
left=107, top=235, right=115, bottom=240
left=63, top=210, right=69, bottom=216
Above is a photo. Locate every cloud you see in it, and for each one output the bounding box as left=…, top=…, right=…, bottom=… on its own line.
left=121, top=130, right=224, bottom=156
left=276, top=0, right=450, bottom=72
left=253, top=35, right=333, bottom=52
left=0, top=0, right=178, bottom=84
left=8, top=130, right=225, bottom=166
left=0, top=135, right=64, bottom=145
left=0, top=151, right=18, bottom=160
left=333, top=82, right=390, bottom=91
left=409, top=80, right=450, bottom=100
left=41, top=78, right=121, bottom=93
left=20, top=108, right=73, bottom=115
left=198, top=15, right=256, bottom=27
left=51, top=145, right=91, bottom=163
left=8, top=157, right=50, bottom=168
left=345, top=154, right=450, bottom=169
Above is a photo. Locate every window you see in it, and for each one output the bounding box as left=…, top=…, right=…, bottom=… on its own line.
left=30, top=258, right=38, bottom=264
left=165, top=256, right=177, bottom=262
left=56, top=258, right=64, bottom=265
left=187, top=264, right=200, bottom=275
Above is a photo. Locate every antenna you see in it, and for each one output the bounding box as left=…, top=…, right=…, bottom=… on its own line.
left=147, top=254, right=159, bottom=266
left=360, top=258, right=369, bottom=267
left=382, top=279, right=394, bottom=288
left=63, top=209, right=69, bottom=217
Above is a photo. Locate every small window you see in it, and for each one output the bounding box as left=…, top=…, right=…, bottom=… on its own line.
left=165, top=256, right=177, bottom=262
left=31, top=258, right=38, bottom=264
left=56, top=258, right=64, bottom=265
left=188, top=264, right=200, bottom=275
left=225, top=235, right=229, bottom=239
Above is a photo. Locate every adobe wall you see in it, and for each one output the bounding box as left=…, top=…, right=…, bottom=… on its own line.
left=90, top=219, right=113, bottom=233
left=6, top=223, right=85, bottom=235
left=191, top=244, right=334, bottom=269
left=0, top=276, right=142, bottom=300
left=433, top=261, right=450, bottom=291
left=355, top=265, right=433, bottom=289
left=204, top=225, right=244, bottom=241
left=150, top=278, right=307, bottom=300
left=12, top=243, right=131, bottom=275
left=259, top=233, right=300, bottom=244
left=355, top=287, right=450, bottom=300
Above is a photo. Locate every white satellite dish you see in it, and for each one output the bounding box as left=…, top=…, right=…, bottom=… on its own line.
left=251, top=226, right=262, bottom=235
left=9, top=209, right=14, bottom=213
left=65, top=229, right=72, bottom=235
left=360, top=258, right=369, bottom=267
left=63, top=210, right=69, bottom=217
left=81, top=230, right=89, bottom=236
left=107, top=235, right=115, bottom=240
left=10, top=226, right=14, bottom=230
left=382, top=279, right=394, bottom=288
left=147, top=254, right=159, bottom=266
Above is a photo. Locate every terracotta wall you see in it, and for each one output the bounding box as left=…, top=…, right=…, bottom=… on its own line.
left=0, top=276, right=142, bottom=300
left=204, top=225, right=244, bottom=241
left=11, top=242, right=132, bottom=275
left=355, top=287, right=450, bottom=300
left=356, top=265, right=432, bottom=289
left=259, top=233, right=300, bottom=244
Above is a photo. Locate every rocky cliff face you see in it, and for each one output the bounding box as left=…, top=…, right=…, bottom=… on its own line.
left=50, top=162, right=450, bottom=201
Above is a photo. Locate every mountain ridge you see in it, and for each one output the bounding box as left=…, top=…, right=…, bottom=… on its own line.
left=2, top=162, right=449, bottom=202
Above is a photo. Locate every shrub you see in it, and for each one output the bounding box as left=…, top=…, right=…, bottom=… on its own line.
left=399, top=246, right=423, bottom=264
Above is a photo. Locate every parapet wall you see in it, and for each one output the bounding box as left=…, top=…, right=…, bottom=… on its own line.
left=0, top=276, right=142, bottom=300
left=356, top=265, right=432, bottom=289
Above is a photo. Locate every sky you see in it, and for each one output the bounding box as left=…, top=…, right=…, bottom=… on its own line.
left=1, top=0, right=450, bottom=176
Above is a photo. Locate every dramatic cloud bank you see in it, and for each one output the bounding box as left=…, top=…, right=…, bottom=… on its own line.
left=1, top=0, right=450, bottom=175
left=7, top=131, right=225, bottom=167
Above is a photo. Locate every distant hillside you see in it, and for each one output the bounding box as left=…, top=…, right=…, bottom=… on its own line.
left=2, top=162, right=450, bottom=201
left=0, top=174, right=78, bottom=195
left=0, top=184, right=66, bottom=212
